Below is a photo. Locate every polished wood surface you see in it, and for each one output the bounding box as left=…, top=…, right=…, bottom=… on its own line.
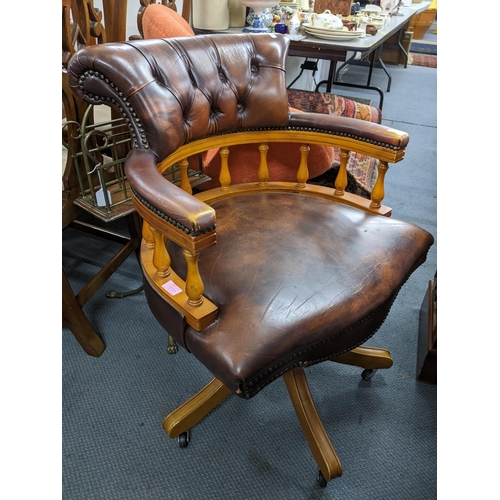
left=163, top=378, right=232, bottom=438
left=284, top=367, right=343, bottom=482
left=102, top=0, right=127, bottom=42
left=333, top=346, right=394, bottom=369
left=62, top=271, right=106, bottom=357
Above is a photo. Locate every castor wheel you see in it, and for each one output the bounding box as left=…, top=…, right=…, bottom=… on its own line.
left=317, top=470, right=328, bottom=488
left=178, top=430, right=190, bottom=448
left=361, top=368, right=378, bottom=381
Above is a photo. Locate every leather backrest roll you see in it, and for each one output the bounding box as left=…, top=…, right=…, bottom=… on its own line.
left=68, top=33, right=291, bottom=162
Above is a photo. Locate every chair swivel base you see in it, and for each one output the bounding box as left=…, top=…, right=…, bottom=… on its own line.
left=163, top=378, right=232, bottom=440
left=162, top=346, right=393, bottom=487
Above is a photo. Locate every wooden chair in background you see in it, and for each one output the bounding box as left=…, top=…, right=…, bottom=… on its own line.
left=62, top=0, right=142, bottom=357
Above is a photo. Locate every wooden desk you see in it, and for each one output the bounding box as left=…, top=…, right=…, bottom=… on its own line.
left=287, top=7, right=417, bottom=109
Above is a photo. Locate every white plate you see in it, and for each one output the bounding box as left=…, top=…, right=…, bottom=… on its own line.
left=302, top=23, right=362, bottom=33
left=362, top=5, right=382, bottom=13
left=306, top=31, right=362, bottom=41
left=303, top=26, right=364, bottom=37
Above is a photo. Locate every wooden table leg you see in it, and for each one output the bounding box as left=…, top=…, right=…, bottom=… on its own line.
left=62, top=270, right=106, bottom=357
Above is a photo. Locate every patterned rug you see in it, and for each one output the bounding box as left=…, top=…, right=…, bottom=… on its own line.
left=409, top=53, right=437, bottom=68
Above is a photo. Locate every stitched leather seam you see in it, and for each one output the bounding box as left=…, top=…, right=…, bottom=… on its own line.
left=198, top=127, right=402, bottom=151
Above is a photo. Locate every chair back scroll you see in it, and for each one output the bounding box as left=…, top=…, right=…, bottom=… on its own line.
left=68, top=34, right=291, bottom=163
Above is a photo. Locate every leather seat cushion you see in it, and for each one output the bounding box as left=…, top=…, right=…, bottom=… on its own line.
left=151, top=192, right=433, bottom=398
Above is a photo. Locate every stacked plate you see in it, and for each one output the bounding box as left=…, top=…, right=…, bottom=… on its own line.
left=302, top=24, right=365, bottom=41
left=278, top=2, right=300, bottom=8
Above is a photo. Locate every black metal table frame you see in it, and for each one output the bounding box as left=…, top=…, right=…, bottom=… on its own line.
left=286, top=10, right=416, bottom=110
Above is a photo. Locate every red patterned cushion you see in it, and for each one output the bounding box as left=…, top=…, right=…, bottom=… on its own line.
left=287, top=89, right=381, bottom=197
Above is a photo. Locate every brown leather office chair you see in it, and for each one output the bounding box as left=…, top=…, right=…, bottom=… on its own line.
left=68, top=33, right=434, bottom=486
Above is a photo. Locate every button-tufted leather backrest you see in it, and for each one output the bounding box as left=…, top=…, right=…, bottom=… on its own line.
left=68, top=33, right=291, bottom=163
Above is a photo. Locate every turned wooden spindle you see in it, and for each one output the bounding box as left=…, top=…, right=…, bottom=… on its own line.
left=142, top=220, right=155, bottom=248
left=335, top=149, right=349, bottom=195
left=183, top=249, right=204, bottom=307
left=370, top=160, right=388, bottom=209
left=150, top=226, right=171, bottom=278
left=296, top=144, right=310, bottom=188
left=219, top=146, right=231, bottom=191
left=178, top=158, right=192, bottom=195
left=257, top=143, right=269, bottom=186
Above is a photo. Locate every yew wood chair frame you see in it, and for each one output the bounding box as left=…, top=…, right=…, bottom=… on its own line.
left=68, top=33, right=434, bottom=486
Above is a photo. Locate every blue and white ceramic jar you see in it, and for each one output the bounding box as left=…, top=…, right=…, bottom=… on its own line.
left=246, top=7, right=275, bottom=28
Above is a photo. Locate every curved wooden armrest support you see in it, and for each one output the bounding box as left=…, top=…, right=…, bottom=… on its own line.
left=125, top=149, right=217, bottom=252
left=142, top=240, right=218, bottom=331
left=125, top=118, right=411, bottom=331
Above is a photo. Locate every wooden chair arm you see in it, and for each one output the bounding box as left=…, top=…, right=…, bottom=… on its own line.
left=288, top=112, right=409, bottom=157
left=125, top=149, right=218, bottom=331
left=125, top=149, right=216, bottom=252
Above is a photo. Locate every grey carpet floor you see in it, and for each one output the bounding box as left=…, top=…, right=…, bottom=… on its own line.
left=62, top=61, right=437, bottom=499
